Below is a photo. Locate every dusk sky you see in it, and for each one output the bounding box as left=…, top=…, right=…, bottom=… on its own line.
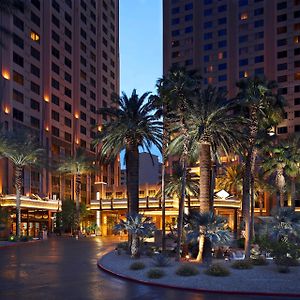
left=120, top=0, right=163, bottom=162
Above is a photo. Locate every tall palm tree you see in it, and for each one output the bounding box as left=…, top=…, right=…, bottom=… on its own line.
left=157, top=67, right=201, bottom=260
left=94, top=89, right=162, bottom=216
left=0, top=131, right=44, bottom=238
left=236, top=77, right=285, bottom=258
left=57, top=148, right=94, bottom=229
left=262, top=136, right=300, bottom=208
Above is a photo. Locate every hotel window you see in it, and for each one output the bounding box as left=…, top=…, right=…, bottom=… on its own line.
left=240, top=12, right=248, bottom=20
left=255, top=55, right=264, bottom=63
left=218, top=40, right=227, bottom=48
left=65, top=132, right=72, bottom=142
left=295, top=48, right=300, bottom=55
left=277, top=75, right=287, bottom=82
left=64, top=117, right=72, bottom=127
left=52, top=94, right=59, bottom=106
left=254, top=44, right=264, bottom=51
left=52, top=78, right=59, bottom=90
left=254, top=7, right=264, bottom=15
left=30, top=116, right=40, bottom=129
left=30, top=64, right=40, bottom=77
left=65, top=87, right=72, bottom=98
left=65, top=27, right=71, bottom=39
left=277, top=50, right=287, bottom=58
left=80, top=126, right=86, bottom=135
left=65, top=12, right=72, bottom=24
left=80, top=98, right=86, bottom=107
left=277, top=39, right=287, bottom=46
left=204, top=44, right=212, bottom=51
left=239, top=47, right=248, bottom=55
left=295, top=85, right=300, bottom=92
left=31, top=81, right=40, bottom=94
left=218, top=75, right=227, bottom=81
left=51, top=46, right=59, bottom=59
left=204, top=21, right=212, bottom=29
left=255, top=68, right=264, bottom=75
left=295, top=73, right=300, bottom=80
left=13, top=34, right=24, bottom=48
left=13, top=108, right=23, bottom=122
left=80, top=140, right=86, bottom=148
left=239, top=0, right=248, bottom=6
left=13, top=71, right=24, bottom=85
left=295, top=111, right=300, bottom=117
left=52, top=63, right=59, bottom=74
left=52, top=0, right=59, bottom=12
left=239, top=58, right=248, bottom=66
left=91, top=24, right=96, bottom=34
left=80, top=111, right=86, bottom=121
left=13, top=89, right=24, bottom=103
left=295, top=98, right=300, bottom=105
left=66, top=0, right=72, bottom=8
left=172, top=29, right=180, bottom=37
left=90, top=91, right=96, bottom=100
left=171, top=18, right=180, bottom=25
left=65, top=42, right=72, bottom=54
left=64, top=72, right=72, bottom=83
left=52, top=30, right=60, bottom=43
left=204, top=8, right=212, bottom=16
left=30, top=98, right=40, bottom=111
left=80, top=13, right=87, bottom=24
left=185, top=59, right=193, bottom=66
left=255, top=32, right=264, bottom=39
left=294, top=36, right=300, bottom=44
left=185, top=26, right=193, bottom=33
left=277, top=63, right=287, bottom=70
left=172, top=7, right=180, bottom=14
left=13, top=15, right=24, bottom=31
left=52, top=126, right=59, bottom=137
left=295, top=125, right=300, bottom=132
left=218, top=5, right=227, bottom=12
left=90, top=117, right=96, bottom=125
left=185, top=3, right=193, bottom=10
left=204, top=32, right=212, bottom=40
left=278, top=87, right=287, bottom=95
left=218, top=29, right=226, bottom=36
left=185, top=14, right=193, bottom=21
left=90, top=78, right=96, bottom=87
left=295, top=61, right=300, bottom=67
left=51, top=110, right=59, bottom=122
left=65, top=57, right=72, bottom=68
left=90, top=104, right=96, bottom=113
left=277, top=127, right=287, bottom=134
left=295, top=11, right=300, bottom=18
left=218, top=63, right=227, bottom=70
left=80, top=84, right=86, bottom=94
left=218, top=17, right=226, bottom=25
left=277, top=2, right=287, bottom=10
left=204, top=0, right=212, bottom=4
left=295, top=23, right=300, bottom=30
left=13, top=52, right=23, bottom=67
left=277, top=14, right=287, bottom=22
left=254, top=20, right=264, bottom=27
left=52, top=15, right=60, bottom=28
left=31, top=12, right=40, bottom=26
left=277, top=26, right=287, bottom=34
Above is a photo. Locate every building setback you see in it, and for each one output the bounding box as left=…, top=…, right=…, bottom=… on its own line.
left=0, top=0, right=120, bottom=204
left=163, top=0, right=300, bottom=135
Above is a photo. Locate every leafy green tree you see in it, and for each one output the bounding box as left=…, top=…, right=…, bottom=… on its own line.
left=157, top=67, right=201, bottom=260
left=0, top=131, right=44, bottom=238
left=236, top=77, right=285, bottom=258
left=114, top=214, right=156, bottom=258
left=185, top=211, right=231, bottom=263
left=57, top=148, right=94, bottom=229
left=94, top=89, right=162, bottom=216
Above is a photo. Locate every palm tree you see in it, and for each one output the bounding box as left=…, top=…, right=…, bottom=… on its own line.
left=114, top=214, right=156, bottom=258
left=236, top=77, right=285, bottom=258
left=57, top=148, right=94, bottom=229
left=94, top=89, right=162, bottom=216
left=262, top=136, right=300, bottom=208
left=157, top=67, right=201, bottom=260
left=185, top=211, right=231, bottom=263
left=0, top=131, right=44, bottom=238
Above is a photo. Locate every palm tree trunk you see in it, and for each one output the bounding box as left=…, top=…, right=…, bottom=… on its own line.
left=250, top=149, right=257, bottom=241
left=199, top=143, right=211, bottom=213
left=131, top=233, right=139, bottom=258
left=291, top=178, right=296, bottom=211
left=196, top=234, right=205, bottom=262
left=259, top=193, right=264, bottom=216
left=75, top=173, right=81, bottom=231
left=276, top=168, right=285, bottom=207
left=126, top=145, right=139, bottom=216
left=15, top=166, right=23, bottom=238
left=243, top=153, right=251, bottom=259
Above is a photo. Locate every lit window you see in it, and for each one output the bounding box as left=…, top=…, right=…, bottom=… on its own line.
left=30, top=31, right=40, bottom=41
left=244, top=71, right=248, bottom=78
left=2, top=69, right=10, bottom=80
left=294, top=36, right=300, bottom=44
left=240, top=12, right=248, bottom=20
left=295, top=72, right=300, bottom=80
left=218, top=52, right=223, bottom=59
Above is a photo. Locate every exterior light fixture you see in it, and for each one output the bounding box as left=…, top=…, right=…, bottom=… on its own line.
left=4, top=106, right=10, bottom=114
left=97, top=125, right=102, bottom=131
left=30, top=31, right=40, bottom=41
left=76, top=138, right=79, bottom=144
left=45, top=126, right=49, bottom=131
left=216, top=190, right=230, bottom=199
left=75, top=113, right=79, bottom=119
left=2, top=70, right=10, bottom=80
left=44, top=95, right=49, bottom=102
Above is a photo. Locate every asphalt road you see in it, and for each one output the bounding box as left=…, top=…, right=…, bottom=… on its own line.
left=0, top=236, right=295, bottom=300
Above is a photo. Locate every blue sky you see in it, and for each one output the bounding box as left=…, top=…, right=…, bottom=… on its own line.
left=119, top=0, right=163, bottom=163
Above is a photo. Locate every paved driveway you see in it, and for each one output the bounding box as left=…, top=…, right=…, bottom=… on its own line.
left=0, top=237, right=295, bottom=300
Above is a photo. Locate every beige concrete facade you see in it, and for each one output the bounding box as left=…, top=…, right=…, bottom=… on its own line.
left=163, top=0, right=300, bottom=135
left=0, top=0, right=120, bottom=204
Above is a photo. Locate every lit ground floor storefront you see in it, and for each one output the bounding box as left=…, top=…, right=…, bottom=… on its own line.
left=89, top=196, right=242, bottom=236
left=0, top=195, right=61, bottom=237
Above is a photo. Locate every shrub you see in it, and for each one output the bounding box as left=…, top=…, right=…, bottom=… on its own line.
left=20, top=236, right=31, bottom=242
left=175, top=264, right=199, bottom=276
left=147, top=268, right=165, bottom=279
left=129, top=262, right=145, bottom=270
left=250, top=257, right=269, bottom=266
left=8, top=235, right=17, bottom=242
left=278, top=265, right=290, bottom=273
left=152, top=253, right=171, bottom=267
left=231, top=260, right=253, bottom=270
left=275, top=257, right=299, bottom=267
left=205, top=263, right=230, bottom=277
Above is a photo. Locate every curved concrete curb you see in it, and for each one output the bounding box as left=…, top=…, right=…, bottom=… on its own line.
left=97, top=256, right=300, bottom=298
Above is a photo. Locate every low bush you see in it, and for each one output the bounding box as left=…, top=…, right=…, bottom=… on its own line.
left=152, top=253, right=171, bottom=267
left=20, top=236, right=31, bottom=242
left=205, top=263, right=230, bottom=277
left=117, top=242, right=128, bottom=250
left=175, top=264, right=199, bottom=276
left=275, top=257, right=299, bottom=267
left=231, top=260, right=253, bottom=270
left=250, top=257, right=269, bottom=266
left=129, top=262, right=145, bottom=270
left=147, top=268, right=165, bottom=279
left=277, top=265, right=290, bottom=273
